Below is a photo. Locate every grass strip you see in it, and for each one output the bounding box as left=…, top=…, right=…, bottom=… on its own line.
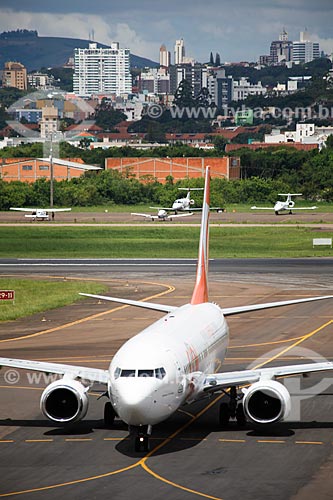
left=0, top=278, right=107, bottom=321
left=0, top=226, right=332, bottom=258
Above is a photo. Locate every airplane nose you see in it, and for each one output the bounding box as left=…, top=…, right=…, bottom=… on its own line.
left=115, top=380, right=155, bottom=425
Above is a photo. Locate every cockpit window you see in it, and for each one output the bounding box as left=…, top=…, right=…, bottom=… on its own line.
left=138, top=369, right=154, bottom=377
left=155, top=367, right=166, bottom=379
left=120, top=369, right=136, bottom=377
left=116, top=367, right=166, bottom=379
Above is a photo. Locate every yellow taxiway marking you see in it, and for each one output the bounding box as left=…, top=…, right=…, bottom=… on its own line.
left=64, top=438, right=93, bottom=442
left=0, top=440, right=14, bottom=443
left=295, top=441, right=323, bottom=445
left=24, top=439, right=53, bottom=443
left=229, top=335, right=304, bottom=349
left=219, top=438, right=246, bottom=443
left=257, top=440, right=285, bottom=444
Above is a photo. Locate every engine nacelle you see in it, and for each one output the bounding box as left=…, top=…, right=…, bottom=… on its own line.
left=288, top=201, right=294, bottom=208
left=40, top=379, right=89, bottom=424
left=190, top=199, right=195, bottom=205
left=242, top=380, right=291, bottom=425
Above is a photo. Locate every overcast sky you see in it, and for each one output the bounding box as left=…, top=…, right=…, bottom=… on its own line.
left=0, top=0, right=332, bottom=62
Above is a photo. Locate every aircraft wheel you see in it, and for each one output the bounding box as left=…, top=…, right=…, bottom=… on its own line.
left=104, top=402, right=116, bottom=427
left=236, top=403, right=246, bottom=427
left=135, top=435, right=149, bottom=452
left=219, top=402, right=230, bottom=427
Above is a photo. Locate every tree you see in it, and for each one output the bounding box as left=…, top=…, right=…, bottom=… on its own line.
left=215, top=53, right=221, bottom=66
left=174, top=79, right=195, bottom=108
left=209, top=52, right=214, bottom=65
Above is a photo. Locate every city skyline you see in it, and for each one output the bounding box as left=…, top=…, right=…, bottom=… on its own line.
left=0, top=0, right=332, bottom=63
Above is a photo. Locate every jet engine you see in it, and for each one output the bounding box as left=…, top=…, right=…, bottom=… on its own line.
left=242, top=380, right=291, bottom=424
left=288, top=201, right=294, bottom=208
left=40, top=379, right=89, bottom=423
left=190, top=199, right=195, bottom=205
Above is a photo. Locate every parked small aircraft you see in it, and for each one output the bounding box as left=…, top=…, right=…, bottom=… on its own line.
left=1, top=169, right=332, bottom=453
left=9, top=207, right=71, bottom=221
left=251, top=193, right=317, bottom=215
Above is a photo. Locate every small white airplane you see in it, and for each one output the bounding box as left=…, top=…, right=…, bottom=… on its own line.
left=251, top=193, right=317, bottom=216
left=1, top=168, right=333, bottom=453
left=131, top=209, right=194, bottom=221
left=9, top=207, right=71, bottom=221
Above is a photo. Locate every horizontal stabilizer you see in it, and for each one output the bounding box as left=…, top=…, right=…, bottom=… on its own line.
left=79, top=293, right=177, bottom=313
left=222, top=295, right=333, bottom=316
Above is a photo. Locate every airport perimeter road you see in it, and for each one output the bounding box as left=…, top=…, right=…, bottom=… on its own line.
left=0, top=275, right=333, bottom=499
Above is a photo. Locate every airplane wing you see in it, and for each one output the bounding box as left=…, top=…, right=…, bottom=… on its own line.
left=10, top=207, right=71, bottom=213
left=289, top=207, right=317, bottom=210
left=79, top=293, right=178, bottom=313
left=10, top=207, right=37, bottom=212
left=131, top=212, right=156, bottom=219
left=251, top=206, right=274, bottom=210
left=221, top=294, right=333, bottom=316
left=149, top=206, right=173, bottom=211
left=46, top=208, right=72, bottom=212
left=202, top=361, right=333, bottom=392
left=0, top=358, right=109, bottom=384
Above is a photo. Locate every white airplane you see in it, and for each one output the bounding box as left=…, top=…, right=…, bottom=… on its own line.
left=9, top=207, right=71, bottom=221
left=131, top=209, right=194, bottom=221
left=1, top=167, right=333, bottom=453
left=251, top=193, right=317, bottom=216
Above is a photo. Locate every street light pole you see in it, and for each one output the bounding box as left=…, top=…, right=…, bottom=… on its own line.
left=49, top=134, right=54, bottom=209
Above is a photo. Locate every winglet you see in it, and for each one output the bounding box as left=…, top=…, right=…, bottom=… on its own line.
left=191, top=167, right=210, bottom=305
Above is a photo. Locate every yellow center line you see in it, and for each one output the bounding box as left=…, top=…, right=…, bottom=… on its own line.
left=295, top=441, right=323, bottom=445
left=219, top=439, right=246, bottom=443
left=257, top=440, right=285, bottom=444
left=64, top=438, right=92, bottom=442
left=24, top=439, right=53, bottom=443
left=0, top=440, right=14, bottom=443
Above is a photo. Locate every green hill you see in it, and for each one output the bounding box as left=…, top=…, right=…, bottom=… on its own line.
left=0, top=30, right=158, bottom=71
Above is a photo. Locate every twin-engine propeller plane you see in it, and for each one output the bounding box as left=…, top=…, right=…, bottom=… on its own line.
left=1, top=168, right=333, bottom=452
left=251, top=193, right=317, bottom=215
left=9, top=207, right=71, bottom=221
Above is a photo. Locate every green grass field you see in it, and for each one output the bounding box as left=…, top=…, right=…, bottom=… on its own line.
left=0, top=278, right=107, bottom=321
left=0, top=226, right=332, bottom=258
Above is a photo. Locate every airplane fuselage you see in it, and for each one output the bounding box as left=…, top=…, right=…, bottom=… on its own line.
left=274, top=200, right=294, bottom=214
left=108, top=302, right=229, bottom=426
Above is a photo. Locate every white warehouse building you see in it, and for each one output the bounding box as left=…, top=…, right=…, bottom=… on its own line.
left=73, top=42, right=132, bottom=97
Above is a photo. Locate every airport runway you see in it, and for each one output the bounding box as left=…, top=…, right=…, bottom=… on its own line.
left=0, top=262, right=333, bottom=499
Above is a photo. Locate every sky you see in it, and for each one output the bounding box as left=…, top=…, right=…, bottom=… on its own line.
left=0, top=0, right=332, bottom=63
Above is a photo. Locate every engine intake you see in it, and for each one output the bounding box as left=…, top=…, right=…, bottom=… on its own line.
left=242, top=380, right=291, bottom=424
left=40, top=379, right=89, bottom=423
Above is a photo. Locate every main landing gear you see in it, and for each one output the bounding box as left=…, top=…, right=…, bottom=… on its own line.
left=219, top=386, right=246, bottom=428
left=130, top=424, right=153, bottom=452
left=104, top=402, right=116, bottom=427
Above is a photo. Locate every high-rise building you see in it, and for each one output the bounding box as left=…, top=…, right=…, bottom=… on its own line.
left=207, top=69, right=233, bottom=108
left=292, top=31, right=320, bottom=64
left=270, top=29, right=293, bottom=64
left=174, top=39, right=185, bottom=65
left=73, top=42, right=132, bottom=97
left=170, top=63, right=207, bottom=97
left=159, top=45, right=170, bottom=69
left=2, top=61, right=27, bottom=90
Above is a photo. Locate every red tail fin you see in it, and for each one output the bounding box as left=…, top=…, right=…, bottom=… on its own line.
left=191, top=167, right=210, bottom=305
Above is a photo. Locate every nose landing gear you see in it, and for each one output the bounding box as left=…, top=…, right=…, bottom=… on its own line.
left=130, top=424, right=153, bottom=452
